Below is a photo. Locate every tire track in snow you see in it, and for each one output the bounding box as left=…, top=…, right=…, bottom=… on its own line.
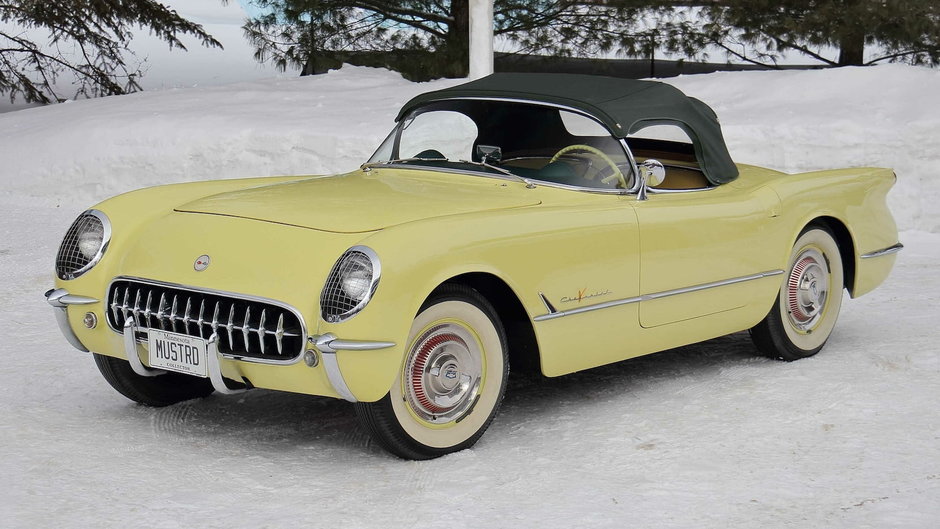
left=150, top=400, right=195, bottom=438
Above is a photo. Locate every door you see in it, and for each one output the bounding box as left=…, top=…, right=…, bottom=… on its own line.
left=633, top=182, right=781, bottom=328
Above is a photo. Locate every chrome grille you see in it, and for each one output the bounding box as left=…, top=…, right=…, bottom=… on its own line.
left=107, top=279, right=305, bottom=361
left=56, top=211, right=108, bottom=280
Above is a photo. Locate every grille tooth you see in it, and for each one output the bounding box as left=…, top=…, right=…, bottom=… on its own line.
left=110, top=286, right=122, bottom=325
left=257, top=309, right=267, bottom=355
left=183, top=297, right=193, bottom=335
left=156, top=293, right=167, bottom=330
left=170, top=295, right=179, bottom=333
left=275, top=313, right=285, bottom=355
left=122, top=287, right=131, bottom=323
left=226, top=304, right=235, bottom=348
left=210, top=301, right=220, bottom=338
left=242, top=306, right=251, bottom=351
left=143, top=290, right=153, bottom=328
left=107, top=280, right=304, bottom=361
left=197, top=300, right=206, bottom=339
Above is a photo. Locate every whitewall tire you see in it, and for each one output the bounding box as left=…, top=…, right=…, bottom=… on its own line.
left=750, top=227, right=844, bottom=361
left=355, top=284, right=509, bottom=459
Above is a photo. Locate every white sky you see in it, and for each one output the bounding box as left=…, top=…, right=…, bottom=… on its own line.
left=127, top=0, right=278, bottom=90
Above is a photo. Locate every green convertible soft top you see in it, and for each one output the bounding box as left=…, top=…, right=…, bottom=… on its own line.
left=397, top=73, right=739, bottom=185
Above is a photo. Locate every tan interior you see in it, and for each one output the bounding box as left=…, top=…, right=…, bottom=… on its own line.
left=504, top=153, right=711, bottom=191
left=634, top=153, right=710, bottom=190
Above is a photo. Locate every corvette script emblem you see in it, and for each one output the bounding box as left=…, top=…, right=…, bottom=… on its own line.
left=560, top=288, right=612, bottom=304
left=194, top=255, right=211, bottom=271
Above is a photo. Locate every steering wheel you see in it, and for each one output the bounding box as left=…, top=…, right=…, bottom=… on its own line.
left=549, top=144, right=628, bottom=189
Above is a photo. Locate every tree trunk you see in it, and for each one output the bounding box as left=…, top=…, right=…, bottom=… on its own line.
left=837, top=0, right=865, bottom=66
left=837, top=31, right=865, bottom=66
left=444, top=0, right=470, bottom=77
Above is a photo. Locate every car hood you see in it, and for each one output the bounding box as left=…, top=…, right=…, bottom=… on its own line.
left=175, top=169, right=541, bottom=233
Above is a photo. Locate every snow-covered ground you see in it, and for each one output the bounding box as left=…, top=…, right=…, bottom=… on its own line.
left=1, top=65, right=938, bottom=527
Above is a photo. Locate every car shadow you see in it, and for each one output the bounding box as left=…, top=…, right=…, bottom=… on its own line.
left=500, top=330, right=768, bottom=419
left=120, top=331, right=767, bottom=458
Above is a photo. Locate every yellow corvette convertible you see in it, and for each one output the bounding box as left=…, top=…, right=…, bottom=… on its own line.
left=46, top=73, right=901, bottom=459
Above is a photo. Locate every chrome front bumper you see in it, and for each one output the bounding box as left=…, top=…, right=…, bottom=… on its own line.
left=45, top=288, right=97, bottom=352
left=309, top=333, right=396, bottom=402
left=46, top=288, right=397, bottom=402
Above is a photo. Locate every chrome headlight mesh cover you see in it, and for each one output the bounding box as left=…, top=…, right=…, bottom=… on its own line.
left=55, top=210, right=111, bottom=280
left=320, top=246, right=381, bottom=323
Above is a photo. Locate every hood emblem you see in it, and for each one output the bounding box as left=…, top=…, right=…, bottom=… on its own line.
left=194, top=255, right=211, bottom=272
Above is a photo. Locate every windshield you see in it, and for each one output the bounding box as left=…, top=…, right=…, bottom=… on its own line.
left=368, top=99, right=634, bottom=191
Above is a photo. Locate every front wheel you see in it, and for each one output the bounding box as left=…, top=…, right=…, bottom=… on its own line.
left=750, top=227, right=844, bottom=361
left=355, top=284, right=509, bottom=460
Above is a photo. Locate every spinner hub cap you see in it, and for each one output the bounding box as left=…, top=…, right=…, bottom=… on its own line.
left=406, top=323, right=482, bottom=424
left=786, top=249, right=830, bottom=331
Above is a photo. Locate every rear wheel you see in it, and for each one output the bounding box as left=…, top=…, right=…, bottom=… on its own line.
left=355, top=284, right=509, bottom=460
left=750, top=227, right=844, bottom=361
left=93, top=353, right=215, bottom=407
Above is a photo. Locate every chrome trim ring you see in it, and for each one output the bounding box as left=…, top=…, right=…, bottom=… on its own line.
left=405, top=323, right=483, bottom=424
left=320, top=246, right=381, bottom=323
left=56, top=209, right=111, bottom=280
left=785, top=248, right=829, bottom=331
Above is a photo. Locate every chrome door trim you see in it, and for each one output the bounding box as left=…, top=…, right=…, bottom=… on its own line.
left=533, top=269, right=784, bottom=322
left=860, top=243, right=904, bottom=259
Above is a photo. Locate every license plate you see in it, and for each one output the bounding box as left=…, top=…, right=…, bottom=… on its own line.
left=147, top=329, right=208, bottom=378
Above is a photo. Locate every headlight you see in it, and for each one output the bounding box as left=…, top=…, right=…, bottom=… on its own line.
left=320, top=246, right=381, bottom=323
left=55, top=210, right=111, bottom=280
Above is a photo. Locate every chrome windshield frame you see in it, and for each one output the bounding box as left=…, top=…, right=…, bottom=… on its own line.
left=368, top=97, right=641, bottom=195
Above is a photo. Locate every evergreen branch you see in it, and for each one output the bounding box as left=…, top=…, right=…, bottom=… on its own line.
left=866, top=49, right=934, bottom=64
left=348, top=1, right=452, bottom=25
left=770, top=36, right=838, bottom=66
left=712, top=40, right=779, bottom=68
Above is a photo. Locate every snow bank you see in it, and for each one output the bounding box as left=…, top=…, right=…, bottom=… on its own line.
left=2, top=64, right=938, bottom=527
left=0, top=66, right=458, bottom=204
left=664, top=65, right=940, bottom=232
left=0, top=64, right=937, bottom=231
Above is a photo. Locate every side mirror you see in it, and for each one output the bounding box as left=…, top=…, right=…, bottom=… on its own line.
left=637, top=159, right=665, bottom=201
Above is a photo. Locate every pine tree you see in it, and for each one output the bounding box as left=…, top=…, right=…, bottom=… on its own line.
left=242, top=0, right=469, bottom=78
left=0, top=0, right=222, bottom=104
left=241, top=1, right=659, bottom=80
left=699, top=0, right=940, bottom=67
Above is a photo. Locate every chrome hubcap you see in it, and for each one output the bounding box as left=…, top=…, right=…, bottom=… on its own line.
left=786, top=248, right=829, bottom=331
left=406, top=323, right=482, bottom=424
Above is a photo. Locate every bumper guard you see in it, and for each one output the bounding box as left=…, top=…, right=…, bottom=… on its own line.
left=45, top=288, right=97, bottom=352
left=122, top=318, right=246, bottom=395
left=311, top=334, right=396, bottom=403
